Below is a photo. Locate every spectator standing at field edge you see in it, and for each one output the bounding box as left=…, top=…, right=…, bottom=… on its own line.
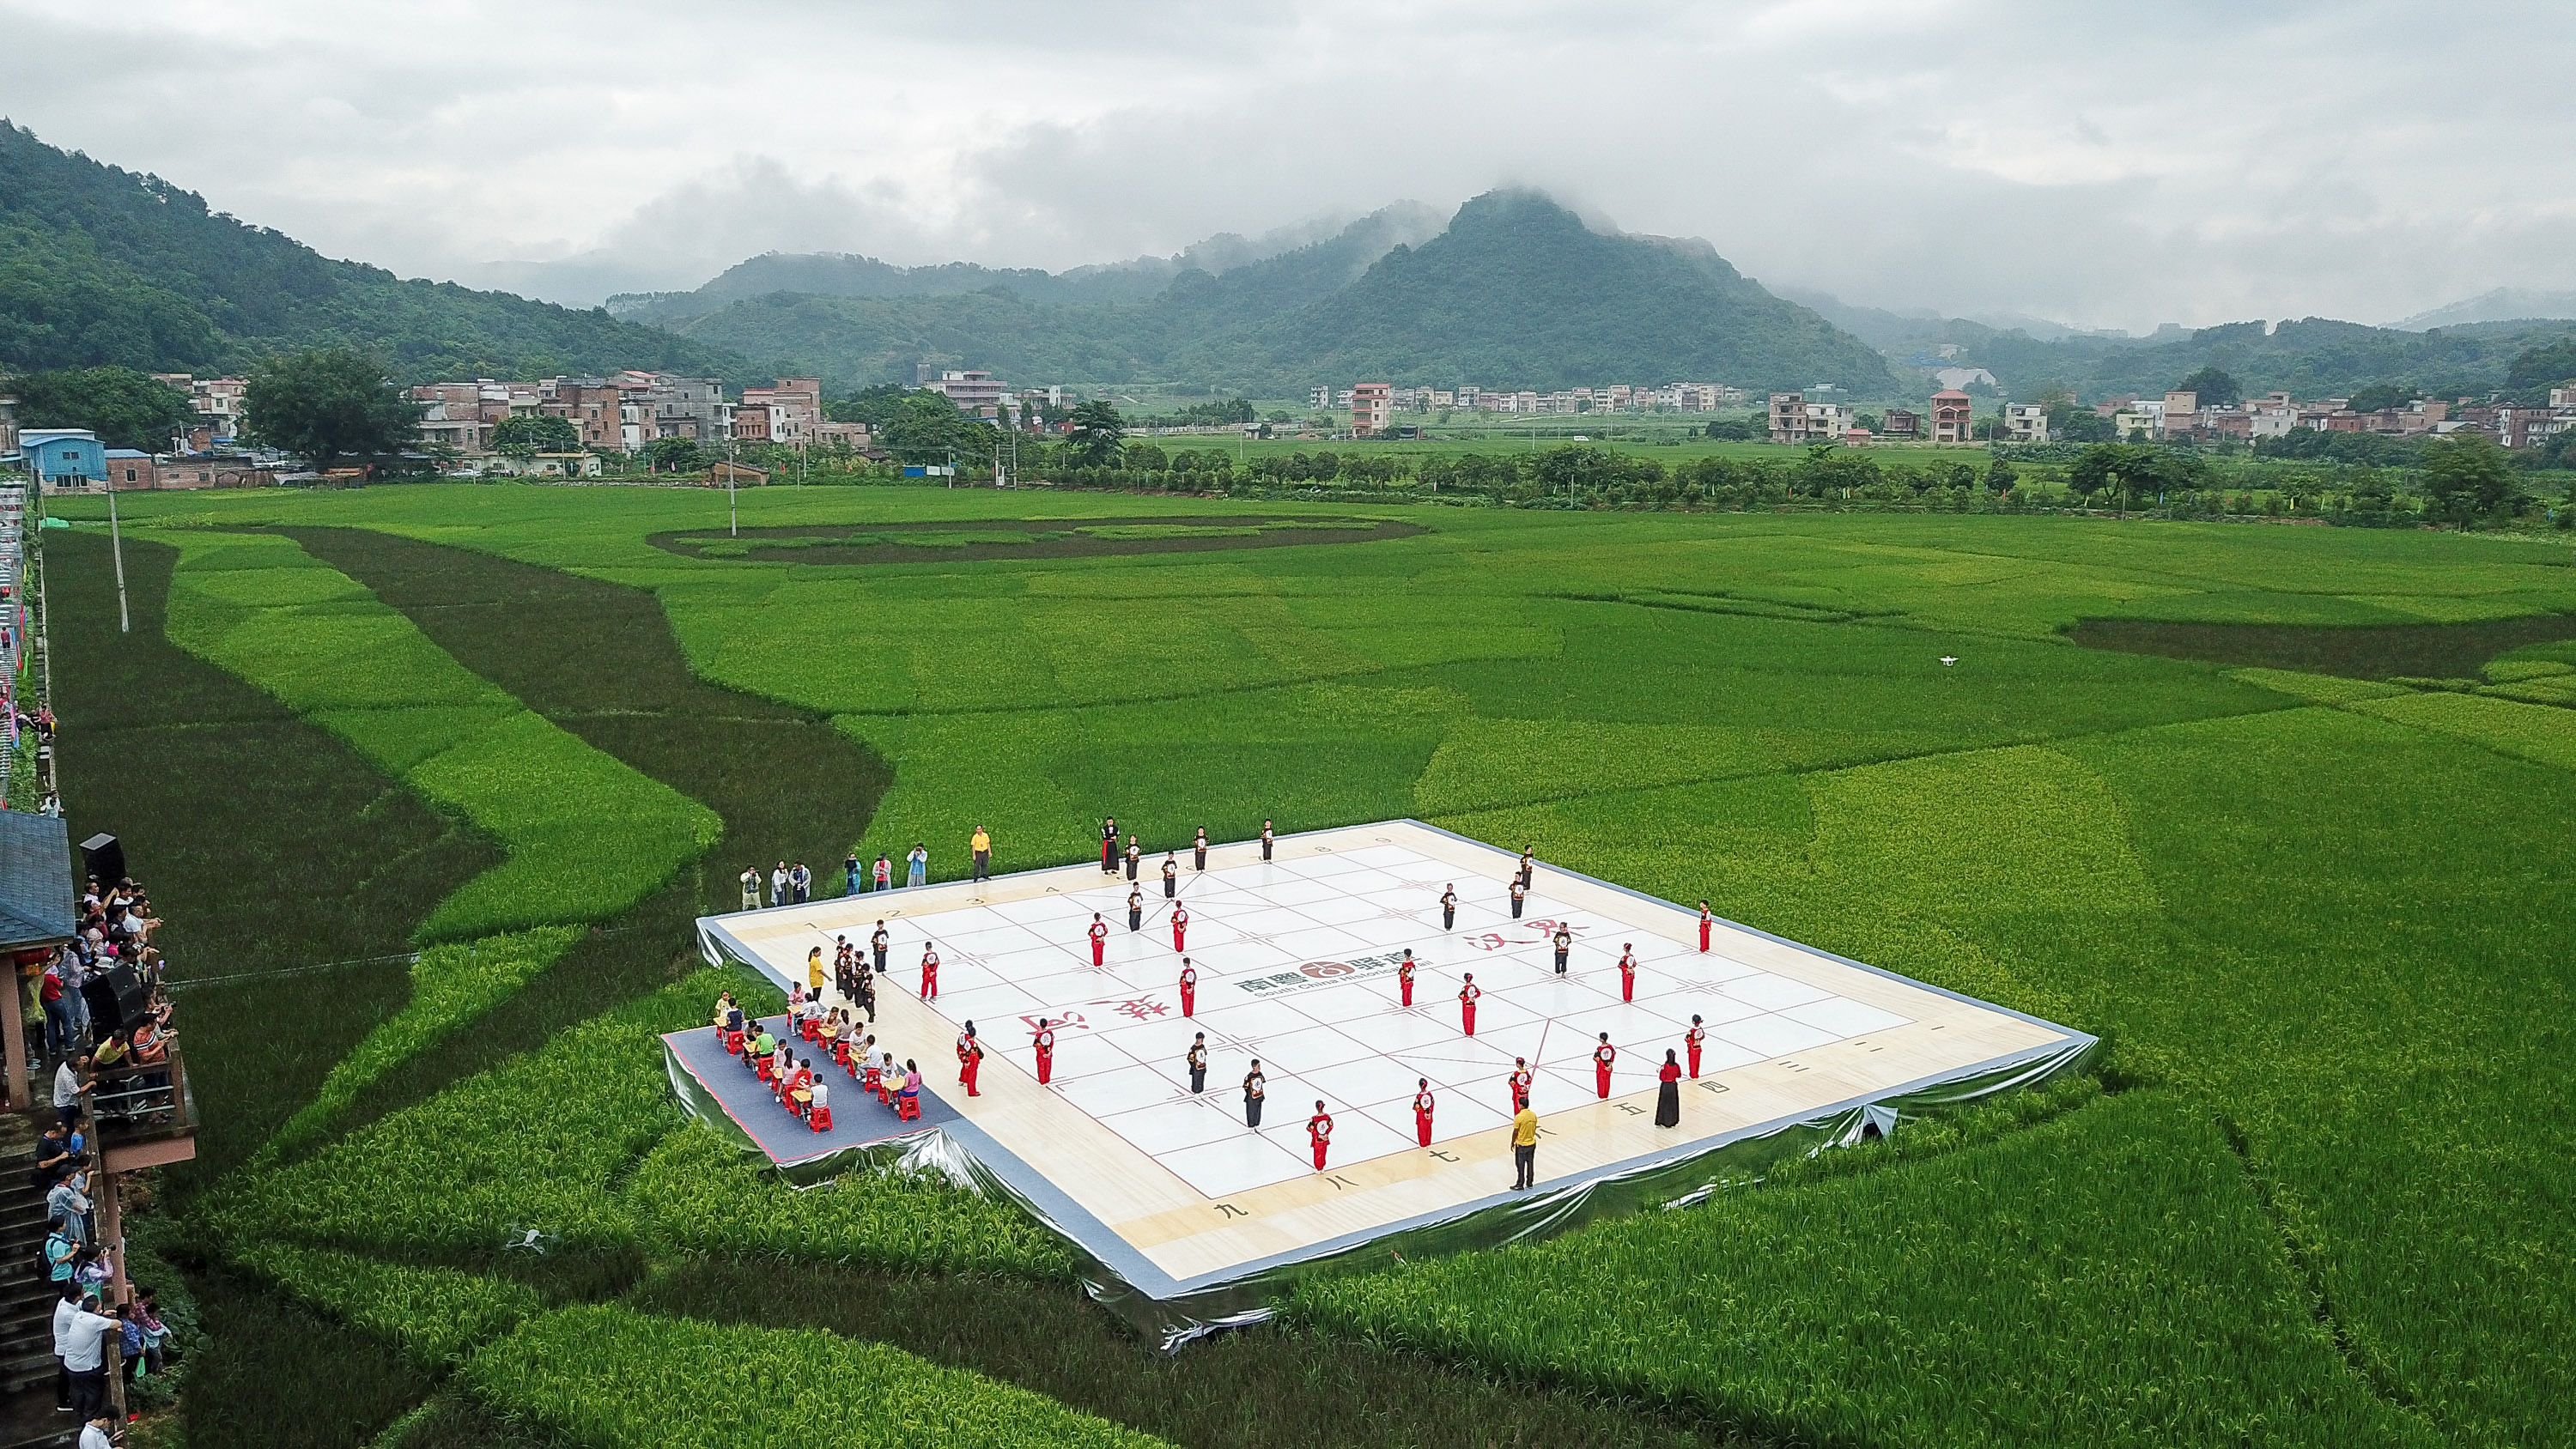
left=1510, top=1102, right=1539, bottom=1189
left=970, top=826, right=992, bottom=882
left=907, top=843, right=928, bottom=888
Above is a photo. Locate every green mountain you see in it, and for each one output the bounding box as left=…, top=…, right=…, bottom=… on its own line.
left=1781, top=285, right=2576, bottom=403
left=0, top=124, right=749, bottom=381
left=618, top=203, right=1444, bottom=321
left=647, top=193, right=1898, bottom=396
left=1182, top=191, right=1893, bottom=392
left=1891, top=314, right=2576, bottom=403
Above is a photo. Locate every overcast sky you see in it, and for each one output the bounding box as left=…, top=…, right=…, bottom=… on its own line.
left=8, top=0, right=2575, bottom=330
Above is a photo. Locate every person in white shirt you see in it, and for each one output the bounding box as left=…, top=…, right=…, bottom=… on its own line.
left=80, top=1414, right=116, bottom=1449
left=52, top=1285, right=82, bottom=1413
left=53, top=1053, right=89, bottom=1136
left=59, top=1297, right=117, bottom=1422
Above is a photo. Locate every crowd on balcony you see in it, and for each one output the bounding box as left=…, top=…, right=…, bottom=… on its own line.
left=27, top=867, right=182, bottom=1420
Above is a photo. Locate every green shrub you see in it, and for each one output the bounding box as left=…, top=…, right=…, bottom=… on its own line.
left=629, top=1123, right=1076, bottom=1279
left=461, top=1303, right=1174, bottom=1449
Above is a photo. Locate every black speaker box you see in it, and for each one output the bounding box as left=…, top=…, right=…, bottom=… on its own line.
left=79, top=834, right=124, bottom=888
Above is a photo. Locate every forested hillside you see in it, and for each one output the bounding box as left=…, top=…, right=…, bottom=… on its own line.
left=651, top=193, right=1897, bottom=394
left=0, top=124, right=749, bottom=381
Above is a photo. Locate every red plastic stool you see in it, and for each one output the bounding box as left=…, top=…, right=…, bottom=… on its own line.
left=896, top=1094, right=920, bottom=1121
left=811, top=1104, right=833, bottom=1131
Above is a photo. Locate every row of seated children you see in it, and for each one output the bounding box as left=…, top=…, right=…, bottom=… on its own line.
left=712, top=991, right=925, bottom=1128
left=785, top=980, right=865, bottom=1061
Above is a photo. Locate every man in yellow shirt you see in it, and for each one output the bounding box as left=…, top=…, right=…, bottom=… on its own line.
left=970, top=827, right=993, bottom=882
left=1510, top=1104, right=1539, bottom=1190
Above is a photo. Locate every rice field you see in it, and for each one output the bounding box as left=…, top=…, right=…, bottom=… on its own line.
left=46, top=484, right=2576, bottom=1448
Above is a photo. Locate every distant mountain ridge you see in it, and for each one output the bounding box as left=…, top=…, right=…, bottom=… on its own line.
left=2391, top=288, right=2576, bottom=330
left=643, top=192, right=1899, bottom=395
left=0, top=124, right=749, bottom=382
left=615, top=203, right=1448, bottom=318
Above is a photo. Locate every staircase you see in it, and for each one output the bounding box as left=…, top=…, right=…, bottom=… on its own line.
left=0, top=1113, right=73, bottom=1449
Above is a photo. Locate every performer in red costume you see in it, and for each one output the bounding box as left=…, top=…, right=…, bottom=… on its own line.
left=1617, top=943, right=1637, bottom=1003
left=1593, top=1032, right=1616, bottom=1100
left=1307, top=1101, right=1334, bottom=1169
left=1698, top=900, right=1714, bottom=953
left=1686, top=1014, right=1706, bottom=1077
left=1179, top=957, right=1198, bottom=1016
left=1509, top=1058, right=1534, bottom=1113
left=1032, top=1018, right=1055, bottom=1086
left=1459, top=973, right=1481, bottom=1035
left=1413, top=1078, right=1436, bottom=1147
left=957, top=1022, right=984, bottom=1096
left=1397, top=950, right=1415, bottom=1007
left=1170, top=902, right=1189, bottom=952
left=919, top=943, right=940, bottom=1000
left=1088, top=913, right=1108, bottom=966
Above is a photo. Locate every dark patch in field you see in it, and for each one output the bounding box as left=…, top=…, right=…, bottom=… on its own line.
left=377, top=1392, right=570, bottom=1449
left=645, top=514, right=1424, bottom=565
left=183, top=1271, right=437, bottom=1449
left=2066, top=612, right=2576, bottom=681
left=626, top=1258, right=1753, bottom=1449
left=278, top=527, right=889, bottom=1134
left=45, top=530, right=504, bottom=1188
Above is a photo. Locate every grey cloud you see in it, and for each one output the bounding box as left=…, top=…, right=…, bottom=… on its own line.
left=6, top=0, right=2576, bottom=329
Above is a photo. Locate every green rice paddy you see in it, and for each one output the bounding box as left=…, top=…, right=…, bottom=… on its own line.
left=44, top=484, right=2576, bottom=1448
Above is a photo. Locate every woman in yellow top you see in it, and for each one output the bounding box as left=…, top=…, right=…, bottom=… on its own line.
left=806, top=948, right=827, bottom=993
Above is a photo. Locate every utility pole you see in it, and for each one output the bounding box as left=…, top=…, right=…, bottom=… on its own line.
left=104, top=472, right=129, bottom=634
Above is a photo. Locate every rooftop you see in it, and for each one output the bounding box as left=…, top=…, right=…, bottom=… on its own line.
left=0, top=811, right=75, bottom=953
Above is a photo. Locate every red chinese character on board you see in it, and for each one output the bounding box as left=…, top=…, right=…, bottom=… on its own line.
left=1468, top=932, right=1508, bottom=952
left=1109, top=999, right=1168, bottom=1022
left=1023, top=1011, right=1091, bottom=1032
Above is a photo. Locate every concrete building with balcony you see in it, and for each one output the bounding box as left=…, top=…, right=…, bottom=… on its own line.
left=1350, top=382, right=1393, bottom=436
left=1930, top=390, right=1975, bottom=444
left=930, top=371, right=1005, bottom=417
